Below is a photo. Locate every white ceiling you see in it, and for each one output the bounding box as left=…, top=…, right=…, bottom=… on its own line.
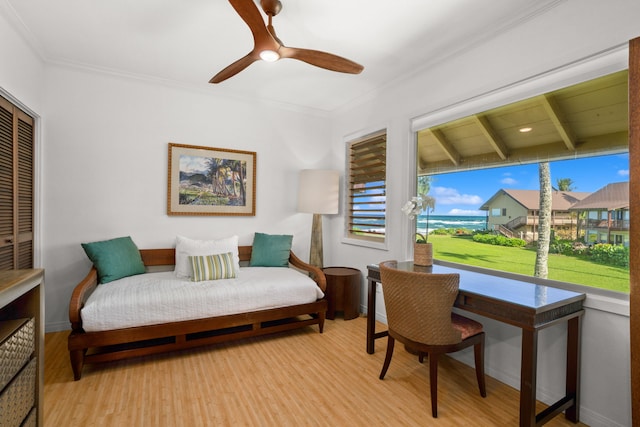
left=3, top=0, right=563, bottom=112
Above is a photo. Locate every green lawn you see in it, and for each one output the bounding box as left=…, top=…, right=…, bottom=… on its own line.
left=430, top=234, right=630, bottom=293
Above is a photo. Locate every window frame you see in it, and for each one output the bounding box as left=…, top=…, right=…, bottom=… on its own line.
left=342, top=129, right=388, bottom=250
left=408, top=45, right=630, bottom=314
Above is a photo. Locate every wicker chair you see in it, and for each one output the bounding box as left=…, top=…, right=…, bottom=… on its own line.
left=378, top=260, right=487, bottom=418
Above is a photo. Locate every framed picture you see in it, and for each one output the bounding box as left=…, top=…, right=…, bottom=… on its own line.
left=167, top=143, right=256, bottom=216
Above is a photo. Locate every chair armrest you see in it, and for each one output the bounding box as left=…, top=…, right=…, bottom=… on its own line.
left=288, top=251, right=326, bottom=292
left=68, top=267, right=98, bottom=331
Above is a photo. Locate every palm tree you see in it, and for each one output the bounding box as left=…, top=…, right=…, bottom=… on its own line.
left=556, top=177, right=575, bottom=191
left=228, top=160, right=246, bottom=204
left=417, top=175, right=432, bottom=196
left=556, top=177, right=578, bottom=238
left=535, top=162, right=552, bottom=278
left=207, top=158, right=228, bottom=195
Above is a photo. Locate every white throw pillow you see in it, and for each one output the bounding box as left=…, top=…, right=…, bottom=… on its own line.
left=174, top=235, right=240, bottom=279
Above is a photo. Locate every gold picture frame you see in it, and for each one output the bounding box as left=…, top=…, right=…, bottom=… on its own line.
left=167, top=143, right=256, bottom=216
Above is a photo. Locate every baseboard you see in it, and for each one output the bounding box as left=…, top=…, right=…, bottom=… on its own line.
left=46, top=320, right=70, bottom=333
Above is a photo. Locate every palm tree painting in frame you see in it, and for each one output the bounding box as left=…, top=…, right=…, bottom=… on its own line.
left=167, top=143, right=256, bottom=216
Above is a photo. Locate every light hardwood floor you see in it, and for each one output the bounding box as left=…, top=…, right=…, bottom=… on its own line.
left=44, top=316, right=587, bottom=426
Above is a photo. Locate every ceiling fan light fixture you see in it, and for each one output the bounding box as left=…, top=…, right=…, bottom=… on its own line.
left=259, top=50, right=280, bottom=62
left=210, top=0, right=363, bottom=83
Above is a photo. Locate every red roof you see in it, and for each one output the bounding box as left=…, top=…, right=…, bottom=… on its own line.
left=569, top=182, right=629, bottom=210
left=480, top=189, right=590, bottom=211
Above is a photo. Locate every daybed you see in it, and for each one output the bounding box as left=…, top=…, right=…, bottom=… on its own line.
left=68, top=245, right=327, bottom=380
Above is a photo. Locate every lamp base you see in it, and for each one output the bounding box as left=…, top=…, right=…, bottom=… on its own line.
left=309, top=213, right=324, bottom=269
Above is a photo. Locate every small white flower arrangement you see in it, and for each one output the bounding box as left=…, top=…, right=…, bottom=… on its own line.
left=401, top=194, right=435, bottom=243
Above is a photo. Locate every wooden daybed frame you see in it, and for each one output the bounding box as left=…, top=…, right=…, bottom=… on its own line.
left=68, top=246, right=327, bottom=380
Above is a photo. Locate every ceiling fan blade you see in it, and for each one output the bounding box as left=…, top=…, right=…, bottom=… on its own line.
left=211, top=0, right=364, bottom=83
left=229, top=0, right=278, bottom=51
left=279, top=47, right=364, bottom=74
left=210, top=53, right=258, bottom=84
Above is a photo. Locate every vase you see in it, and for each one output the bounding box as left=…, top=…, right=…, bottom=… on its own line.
left=413, top=242, right=433, bottom=266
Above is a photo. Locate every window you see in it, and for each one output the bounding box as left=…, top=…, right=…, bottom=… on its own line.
left=0, top=95, right=35, bottom=270
left=346, top=131, right=387, bottom=243
left=413, top=70, right=629, bottom=293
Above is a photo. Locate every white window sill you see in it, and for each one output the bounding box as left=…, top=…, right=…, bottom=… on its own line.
left=341, top=237, right=388, bottom=251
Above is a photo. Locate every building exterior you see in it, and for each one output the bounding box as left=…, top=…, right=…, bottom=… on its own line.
left=480, top=189, right=590, bottom=241
left=569, top=182, right=630, bottom=246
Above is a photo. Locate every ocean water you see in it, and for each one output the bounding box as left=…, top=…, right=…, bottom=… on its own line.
left=417, top=215, right=487, bottom=235
left=353, top=215, right=487, bottom=235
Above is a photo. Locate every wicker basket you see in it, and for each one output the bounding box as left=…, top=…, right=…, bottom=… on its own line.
left=0, top=318, right=34, bottom=392
left=0, top=357, right=36, bottom=427
left=414, top=242, right=433, bottom=266
left=22, top=408, right=37, bottom=427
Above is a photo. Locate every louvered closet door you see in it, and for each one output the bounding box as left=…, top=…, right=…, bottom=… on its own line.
left=0, top=95, right=34, bottom=270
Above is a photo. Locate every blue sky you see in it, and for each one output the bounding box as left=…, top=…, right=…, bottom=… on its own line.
left=427, top=153, right=629, bottom=216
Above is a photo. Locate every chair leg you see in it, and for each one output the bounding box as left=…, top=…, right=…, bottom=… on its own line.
left=418, top=352, right=427, bottom=363
left=379, top=336, right=395, bottom=380
left=429, top=353, right=439, bottom=417
left=474, top=333, right=487, bottom=398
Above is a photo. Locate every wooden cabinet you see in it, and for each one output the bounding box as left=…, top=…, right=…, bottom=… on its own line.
left=0, top=95, right=35, bottom=270
left=0, top=269, right=43, bottom=427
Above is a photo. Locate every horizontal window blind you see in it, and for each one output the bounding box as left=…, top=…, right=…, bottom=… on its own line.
left=347, top=132, right=386, bottom=242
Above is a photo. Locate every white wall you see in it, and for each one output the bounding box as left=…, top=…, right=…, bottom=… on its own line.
left=0, top=5, right=44, bottom=112
left=39, top=65, right=333, bottom=331
left=327, top=1, right=640, bottom=426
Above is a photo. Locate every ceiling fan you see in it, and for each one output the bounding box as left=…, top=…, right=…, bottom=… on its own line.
left=210, top=0, right=364, bottom=84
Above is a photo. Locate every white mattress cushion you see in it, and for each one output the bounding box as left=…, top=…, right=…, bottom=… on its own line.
left=81, top=267, right=324, bottom=332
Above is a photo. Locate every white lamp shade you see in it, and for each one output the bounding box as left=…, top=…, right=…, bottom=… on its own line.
left=297, top=169, right=340, bottom=214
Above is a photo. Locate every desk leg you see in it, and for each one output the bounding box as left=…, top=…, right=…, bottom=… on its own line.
left=520, top=329, right=538, bottom=427
left=366, top=277, right=377, bottom=354
left=565, top=316, right=581, bottom=422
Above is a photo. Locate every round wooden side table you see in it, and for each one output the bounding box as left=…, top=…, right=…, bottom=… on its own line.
left=322, top=267, right=362, bottom=320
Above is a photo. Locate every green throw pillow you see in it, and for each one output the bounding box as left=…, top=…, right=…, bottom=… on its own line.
left=249, top=233, right=293, bottom=267
left=81, top=236, right=146, bottom=284
left=189, top=252, right=237, bottom=281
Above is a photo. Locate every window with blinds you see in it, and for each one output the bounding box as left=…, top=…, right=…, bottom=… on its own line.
left=0, top=95, right=34, bottom=270
left=347, top=131, right=386, bottom=242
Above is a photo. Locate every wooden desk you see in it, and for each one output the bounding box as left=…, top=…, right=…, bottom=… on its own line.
left=366, top=262, right=585, bottom=427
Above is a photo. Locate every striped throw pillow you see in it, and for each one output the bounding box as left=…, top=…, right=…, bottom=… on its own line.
left=188, top=252, right=237, bottom=282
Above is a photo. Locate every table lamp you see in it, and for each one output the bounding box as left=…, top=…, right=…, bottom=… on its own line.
left=297, top=169, right=340, bottom=268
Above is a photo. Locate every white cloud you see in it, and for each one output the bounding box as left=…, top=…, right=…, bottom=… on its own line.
left=501, top=177, right=518, bottom=185
left=448, top=208, right=485, bottom=216
left=180, top=155, right=209, bottom=174
left=618, top=169, right=629, bottom=176
left=432, top=186, right=483, bottom=205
